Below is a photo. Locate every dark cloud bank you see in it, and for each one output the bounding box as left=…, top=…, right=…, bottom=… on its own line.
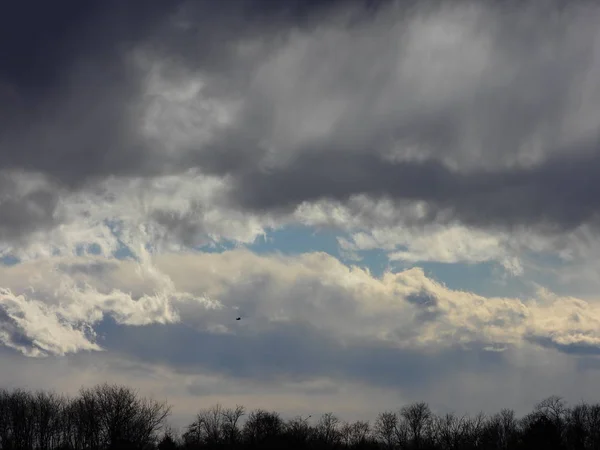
left=1, top=0, right=600, bottom=243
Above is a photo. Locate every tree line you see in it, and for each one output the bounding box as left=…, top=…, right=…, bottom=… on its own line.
left=0, top=384, right=597, bottom=450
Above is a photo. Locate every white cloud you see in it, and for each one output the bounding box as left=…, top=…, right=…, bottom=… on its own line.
left=338, top=224, right=523, bottom=275
left=0, top=169, right=278, bottom=262
left=1, top=249, right=599, bottom=359
left=0, top=286, right=100, bottom=357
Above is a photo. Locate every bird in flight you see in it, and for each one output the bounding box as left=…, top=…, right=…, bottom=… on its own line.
left=236, top=317, right=241, bottom=321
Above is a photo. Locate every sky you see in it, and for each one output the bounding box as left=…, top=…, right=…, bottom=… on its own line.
left=2, top=0, right=600, bottom=430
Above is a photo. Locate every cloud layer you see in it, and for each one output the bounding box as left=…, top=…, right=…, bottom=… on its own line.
left=1, top=250, right=599, bottom=360
left=2, top=0, right=600, bottom=426
left=2, top=0, right=600, bottom=246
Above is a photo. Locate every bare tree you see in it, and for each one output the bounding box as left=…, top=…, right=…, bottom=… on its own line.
left=536, top=396, right=568, bottom=430
left=315, top=412, right=342, bottom=448
left=74, top=383, right=170, bottom=450
left=4, top=388, right=36, bottom=450
left=185, top=403, right=225, bottom=446
left=32, top=390, right=65, bottom=450
left=72, top=387, right=102, bottom=450
left=585, top=404, right=600, bottom=450
left=434, top=413, right=469, bottom=450
left=400, top=402, right=433, bottom=449
left=565, top=402, right=589, bottom=450
left=339, top=420, right=371, bottom=448
left=374, top=411, right=399, bottom=449
left=462, top=412, right=486, bottom=450
left=222, top=405, right=245, bottom=445
left=242, top=408, right=284, bottom=447
left=0, top=389, right=11, bottom=450
left=285, top=415, right=314, bottom=447
left=482, top=409, right=518, bottom=450
left=5, top=384, right=600, bottom=450
left=183, top=403, right=244, bottom=447
left=157, top=425, right=180, bottom=450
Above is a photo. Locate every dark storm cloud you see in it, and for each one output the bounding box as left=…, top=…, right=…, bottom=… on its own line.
left=0, top=0, right=239, bottom=187
left=2, top=0, right=600, bottom=243
left=0, top=175, right=62, bottom=242
left=230, top=136, right=600, bottom=233
left=0, top=0, right=187, bottom=241
left=0, top=0, right=389, bottom=241
left=0, top=0, right=378, bottom=183
left=182, top=0, right=600, bottom=236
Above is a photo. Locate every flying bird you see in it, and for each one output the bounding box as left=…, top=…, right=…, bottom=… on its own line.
left=236, top=317, right=241, bottom=321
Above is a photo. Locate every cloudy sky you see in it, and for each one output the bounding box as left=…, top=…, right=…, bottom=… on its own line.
left=2, top=0, right=600, bottom=429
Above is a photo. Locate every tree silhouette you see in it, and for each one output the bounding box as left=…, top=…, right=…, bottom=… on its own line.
left=0, top=383, right=599, bottom=449
left=242, top=409, right=284, bottom=449
left=401, top=402, right=434, bottom=449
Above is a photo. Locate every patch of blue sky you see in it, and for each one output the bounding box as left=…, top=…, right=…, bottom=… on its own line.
left=194, top=239, right=238, bottom=254
left=74, top=243, right=102, bottom=256
left=242, top=225, right=389, bottom=273
left=99, top=219, right=138, bottom=260
left=247, top=225, right=344, bottom=258
left=347, top=248, right=393, bottom=278
left=0, top=254, right=20, bottom=266
left=241, top=225, right=528, bottom=298
left=525, top=251, right=571, bottom=272
left=391, top=259, right=535, bottom=299
left=519, top=251, right=592, bottom=298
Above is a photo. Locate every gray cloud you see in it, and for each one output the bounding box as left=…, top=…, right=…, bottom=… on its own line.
left=143, top=0, right=600, bottom=242
left=0, top=173, right=62, bottom=242
left=231, top=140, right=600, bottom=233
left=0, top=0, right=364, bottom=241
left=207, top=0, right=600, bottom=235
left=526, top=335, right=600, bottom=356
left=96, top=316, right=507, bottom=391
left=2, top=0, right=600, bottom=247
left=0, top=0, right=370, bottom=183
left=0, top=307, right=37, bottom=354
left=0, top=1, right=189, bottom=181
